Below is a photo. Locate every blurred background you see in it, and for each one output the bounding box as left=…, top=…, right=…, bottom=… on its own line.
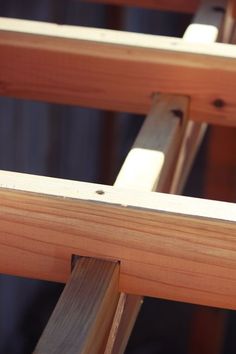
left=0, top=1, right=236, bottom=353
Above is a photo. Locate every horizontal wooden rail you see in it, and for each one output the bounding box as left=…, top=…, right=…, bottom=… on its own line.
left=0, top=170, right=236, bottom=310
left=82, top=0, right=200, bottom=13
left=1, top=18, right=236, bottom=126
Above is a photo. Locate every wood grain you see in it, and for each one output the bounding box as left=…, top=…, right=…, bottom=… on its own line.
left=82, top=0, right=200, bottom=13
left=0, top=171, right=236, bottom=309
left=34, top=257, right=120, bottom=353
left=107, top=94, right=188, bottom=353
left=1, top=18, right=236, bottom=126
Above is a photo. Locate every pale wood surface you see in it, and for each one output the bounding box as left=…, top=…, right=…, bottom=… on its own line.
left=1, top=18, right=236, bottom=125
left=34, top=257, right=120, bottom=353
left=0, top=171, right=236, bottom=309
left=115, top=94, right=188, bottom=192
left=184, top=0, right=226, bottom=43
left=82, top=0, right=200, bottom=13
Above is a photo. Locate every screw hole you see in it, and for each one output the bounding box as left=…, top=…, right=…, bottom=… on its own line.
left=213, top=99, right=225, bottom=109
left=96, top=190, right=105, bottom=195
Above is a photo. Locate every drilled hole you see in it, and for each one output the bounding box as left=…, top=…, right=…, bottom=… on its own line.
left=213, top=98, right=225, bottom=109
left=96, top=190, right=105, bottom=195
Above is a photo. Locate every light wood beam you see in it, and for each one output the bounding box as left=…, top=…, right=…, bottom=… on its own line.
left=1, top=18, right=236, bottom=126
left=34, top=257, right=120, bottom=353
left=0, top=171, right=236, bottom=309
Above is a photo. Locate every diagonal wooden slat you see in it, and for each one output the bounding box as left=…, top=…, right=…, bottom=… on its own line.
left=34, top=257, right=120, bottom=353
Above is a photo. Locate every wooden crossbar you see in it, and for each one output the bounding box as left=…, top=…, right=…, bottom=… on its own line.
left=0, top=170, right=236, bottom=310
left=1, top=17, right=236, bottom=126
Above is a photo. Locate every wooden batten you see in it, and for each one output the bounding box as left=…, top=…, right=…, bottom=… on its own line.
left=1, top=17, right=236, bottom=125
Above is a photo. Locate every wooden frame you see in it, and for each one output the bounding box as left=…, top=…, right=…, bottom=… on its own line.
left=0, top=1, right=236, bottom=352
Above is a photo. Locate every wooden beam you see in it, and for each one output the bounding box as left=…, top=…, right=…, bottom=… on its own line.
left=1, top=171, right=236, bottom=309
left=81, top=0, right=200, bottom=13
left=34, top=257, right=120, bottom=353
left=1, top=18, right=236, bottom=126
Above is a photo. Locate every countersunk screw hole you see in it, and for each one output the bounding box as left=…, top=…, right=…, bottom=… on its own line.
left=96, top=190, right=105, bottom=195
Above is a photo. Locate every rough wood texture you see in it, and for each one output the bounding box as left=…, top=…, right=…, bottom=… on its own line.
left=1, top=18, right=236, bottom=126
left=0, top=171, right=236, bottom=309
left=82, top=0, right=200, bottom=13
left=34, top=257, right=120, bottom=353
